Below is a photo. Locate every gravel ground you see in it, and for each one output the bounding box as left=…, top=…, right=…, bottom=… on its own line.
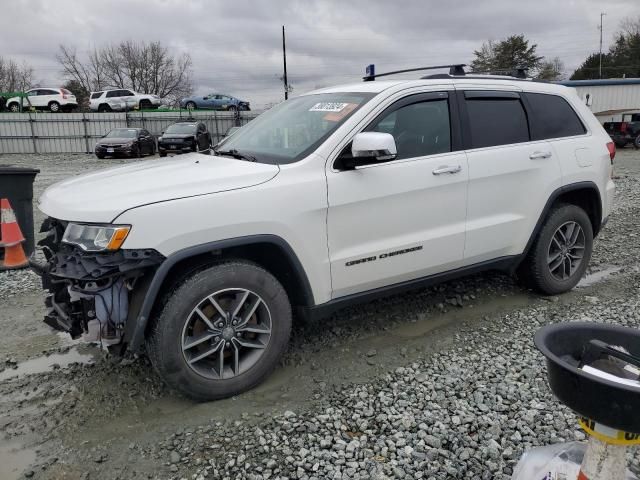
left=0, top=149, right=639, bottom=479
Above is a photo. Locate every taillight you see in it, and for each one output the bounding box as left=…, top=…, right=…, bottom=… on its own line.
left=620, top=122, right=627, bottom=133
left=61, top=90, right=68, bottom=99
left=606, top=141, right=615, bottom=163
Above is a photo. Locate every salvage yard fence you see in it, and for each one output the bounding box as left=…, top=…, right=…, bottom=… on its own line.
left=0, top=110, right=260, bottom=154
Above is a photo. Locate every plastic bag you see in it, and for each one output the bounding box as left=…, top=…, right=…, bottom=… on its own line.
left=511, top=441, right=637, bottom=480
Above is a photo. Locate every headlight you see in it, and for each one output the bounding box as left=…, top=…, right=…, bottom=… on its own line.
left=124, top=140, right=134, bottom=147
left=62, top=223, right=131, bottom=252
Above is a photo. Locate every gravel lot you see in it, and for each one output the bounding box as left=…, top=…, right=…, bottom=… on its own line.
left=0, top=149, right=639, bottom=479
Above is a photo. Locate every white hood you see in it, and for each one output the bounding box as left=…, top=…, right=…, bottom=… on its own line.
left=39, top=153, right=279, bottom=223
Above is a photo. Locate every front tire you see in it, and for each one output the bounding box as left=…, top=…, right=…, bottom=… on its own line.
left=148, top=261, right=292, bottom=401
left=518, top=204, right=593, bottom=295
left=8, top=103, right=20, bottom=112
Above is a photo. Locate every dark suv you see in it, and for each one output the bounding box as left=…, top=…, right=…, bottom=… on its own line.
left=158, top=122, right=212, bottom=157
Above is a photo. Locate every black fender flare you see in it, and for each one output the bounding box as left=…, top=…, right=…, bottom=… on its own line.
left=129, top=234, right=314, bottom=352
left=520, top=181, right=602, bottom=262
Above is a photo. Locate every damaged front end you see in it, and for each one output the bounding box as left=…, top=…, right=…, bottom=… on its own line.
left=30, top=218, right=164, bottom=351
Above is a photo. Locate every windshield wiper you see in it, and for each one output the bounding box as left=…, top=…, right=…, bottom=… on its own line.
left=214, top=148, right=257, bottom=162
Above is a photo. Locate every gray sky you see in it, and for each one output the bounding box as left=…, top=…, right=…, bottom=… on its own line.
left=1, top=0, right=634, bottom=108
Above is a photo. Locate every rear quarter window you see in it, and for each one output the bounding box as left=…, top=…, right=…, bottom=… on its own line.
left=524, top=92, right=586, bottom=140
left=91, top=92, right=103, bottom=99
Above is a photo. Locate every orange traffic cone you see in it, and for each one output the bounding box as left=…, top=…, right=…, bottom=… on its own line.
left=0, top=198, right=29, bottom=270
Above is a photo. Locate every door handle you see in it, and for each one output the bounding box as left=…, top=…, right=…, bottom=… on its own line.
left=432, top=165, right=462, bottom=175
left=529, top=151, right=552, bottom=160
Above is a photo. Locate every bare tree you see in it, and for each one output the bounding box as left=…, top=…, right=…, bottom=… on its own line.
left=620, top=15, right=640, bottom=37
left=57, top=41, right=193, bottom=103
left=0, top=56, right=34, bottom=92
left=57, top=45, right=108, bottom=93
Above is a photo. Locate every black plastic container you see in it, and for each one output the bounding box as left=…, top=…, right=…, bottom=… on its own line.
left=0, top=165, right=40, bottom=256
left=535, top=322, right=640, bottom=433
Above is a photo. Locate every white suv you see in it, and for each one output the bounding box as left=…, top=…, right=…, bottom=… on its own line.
left=89, top=89, right=162, bottom=112
left=7, top=87, right=78, bottom=112
left=33, top=68, right=616, bottom=400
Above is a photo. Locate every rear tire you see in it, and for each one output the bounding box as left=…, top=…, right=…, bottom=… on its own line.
left=96, top=154, right=105, bottom=159
left=186, top=101, right=197, bottom=110
left=98, top=104, right=111, bottom=113
left=634, top=135, right=640, bottom=149
left=148, top=261, right=292, bottom=401
left=614, top=140, right=627, bottom=149
left=49, top=101, right=60, bottom=113
left=159, top=151, right=167, bottom=157
left=517, top=204, right=593, bottom=295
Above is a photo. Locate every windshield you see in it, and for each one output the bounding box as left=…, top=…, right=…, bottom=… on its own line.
left=216, top=92, right=374, bottom=164
left=166, top=124, right=197, bottom=134
left=105, top=128, right=138, bottom=138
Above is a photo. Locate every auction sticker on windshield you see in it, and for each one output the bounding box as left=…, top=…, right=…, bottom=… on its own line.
left=309, top=102, right=350, bottom=112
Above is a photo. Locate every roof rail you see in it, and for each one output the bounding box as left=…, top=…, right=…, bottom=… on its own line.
left=363, top=64, right=466, bottom=81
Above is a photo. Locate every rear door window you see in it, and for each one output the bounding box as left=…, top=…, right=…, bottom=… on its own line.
left=464, top=92, right=530, bottom=149
left=106, top=91, right=119, bottom=98
left=524, top=93, right=587, bottom=140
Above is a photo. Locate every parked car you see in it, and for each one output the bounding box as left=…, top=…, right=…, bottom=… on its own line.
left=95, top=128, right=156, bottom=158
left=603, top=114, right=640, bottom=149
left=33, top=66, right=615, bottom=401
left=158, top=121, right=212, bottom=157
left=180, top=93, right=250, bottom=111
left=90, top=89, right=162, bottom=112
left=6, top=88, right=78, bottom=112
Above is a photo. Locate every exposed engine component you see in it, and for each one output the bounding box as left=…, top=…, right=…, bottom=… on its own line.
left=31, top=218, right=164, bottom=345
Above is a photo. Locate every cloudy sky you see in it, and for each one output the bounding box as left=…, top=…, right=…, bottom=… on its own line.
left=1, top=0, right=634, bottom=108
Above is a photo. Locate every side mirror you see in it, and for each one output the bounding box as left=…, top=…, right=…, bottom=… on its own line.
left=352, top=132, right=397, bottom=161
left=335, top=132, right=397, bottom=171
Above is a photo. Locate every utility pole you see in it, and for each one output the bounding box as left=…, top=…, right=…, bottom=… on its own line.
left=282, top=25, right=289, bottom=100
left=599, top=12, right=606, bottom=79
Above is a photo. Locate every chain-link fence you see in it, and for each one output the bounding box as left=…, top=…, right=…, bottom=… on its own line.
left=0, top=110, right=260, bottom=154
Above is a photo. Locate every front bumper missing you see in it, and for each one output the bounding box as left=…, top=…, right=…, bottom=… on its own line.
left=32, top=218, right=164, bottom=346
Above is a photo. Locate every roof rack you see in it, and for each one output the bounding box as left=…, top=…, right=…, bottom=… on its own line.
left=466, top=67, right=529, bottom=79
left=363, top=63, right=532, bottom=82
left=363, top=64, right=466, bottom=81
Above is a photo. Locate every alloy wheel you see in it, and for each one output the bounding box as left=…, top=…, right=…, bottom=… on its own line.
left=547, top=221, right=585, bottom=281
left=181, top=288, right=272, bottom=380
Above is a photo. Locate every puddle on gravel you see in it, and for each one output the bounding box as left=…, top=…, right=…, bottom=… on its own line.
left=0, top=346, right=96, bottom=381
left=0, top=440, right=36, bottom=480
left=578, top=266, right=624, bottom=287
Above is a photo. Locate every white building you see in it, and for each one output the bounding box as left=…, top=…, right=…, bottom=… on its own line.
left=559, top=79, right=640, bottom=124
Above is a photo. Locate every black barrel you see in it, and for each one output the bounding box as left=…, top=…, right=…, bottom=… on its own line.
left=0, top=165, right=40, bottom=256
left=535, top=322, right=640, bottom=433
